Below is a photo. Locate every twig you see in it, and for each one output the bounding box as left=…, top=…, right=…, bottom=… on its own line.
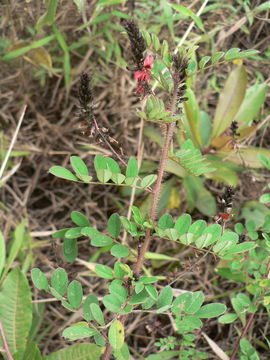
left=0, top=105, right=27, bottom=180
left=230, top=312, right=256, bottom=360
left=0, top=321, right=14, bottom=360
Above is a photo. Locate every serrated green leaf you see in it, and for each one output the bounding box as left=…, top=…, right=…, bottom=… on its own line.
left=109, top=320, right=124, bottom=350
left=67, top=280, right=83, bottom=309
left=49, top=166, right=78, bottom=181
left=51, top=268, right=68, bottom=296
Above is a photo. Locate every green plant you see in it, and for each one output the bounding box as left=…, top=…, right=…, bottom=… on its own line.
left=27, top=15, right=270, bottom=360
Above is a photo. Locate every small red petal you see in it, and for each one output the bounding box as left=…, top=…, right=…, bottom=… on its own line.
left=219, top=213, right=231, bottom=220
left=144, top=55, right=154, bottom=69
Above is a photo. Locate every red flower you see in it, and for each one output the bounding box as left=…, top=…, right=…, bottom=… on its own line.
left=134, top=56, right=154, bottom=85
left=218, top=213, right=231, bottom=221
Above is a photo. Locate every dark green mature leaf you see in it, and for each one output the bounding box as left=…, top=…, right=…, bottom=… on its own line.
left=67, top=280, right=83, bottom=309
left=31, top=268, right=49, bottom=291
left=44, top=343, right=102, bottom=360
left=51, top=268, right=68, bottom=296
left=109, top=280, right=128, bottom=303
left=71, top=211, right=90, bottom=227
left=63, top=238, right=78, bottom=262
left=212, top=64, right=247, bottom=138
left=0, top=268, right=32, bottom=355
left=62, top=325, right=97, bottom=340
left=174, top=214, right=192, bottom=235
left=108, top=213, right=121, bottom=238
left=49, top=166, right=78, bottom=181
left=109, top=320, right=124, bottom=350
left=65, top=227, right=82, bottom=239
left=195, top=303, right=226, bottom=318
left=111, top=244, right=129, bottom=258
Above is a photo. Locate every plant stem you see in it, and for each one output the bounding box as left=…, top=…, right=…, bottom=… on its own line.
left=230, top=312, right=256, bottom=360
left=101, top=343, right=113, bottom=360
left=134, top=121, right=176, bottom=276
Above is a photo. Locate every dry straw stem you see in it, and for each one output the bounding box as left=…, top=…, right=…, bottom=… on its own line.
left=0, top=105, right=27, bottom=181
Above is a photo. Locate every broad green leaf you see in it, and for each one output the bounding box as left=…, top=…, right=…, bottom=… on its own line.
left=95, top=264, right=114, bottom=279
left=111, top=244, right=129, bottom=258
left=44, top=343, right=101, bottom=360
left=258, top=154, right=270, bottom=169
left=109, top=320, right=124, bottom=350
left=185, top=291, right=205, bottom=314
left=174, top=214, right=192, bottom=235
left=211, top=51, right=224, bottom=64
left=83, top=295, right=99, bottom=321
left=172, top=292, right=192, bottom=314
left=157, top=286, right=173, bottom=309
left=205, top=161, right=239, bottom=186
left=90, top=303, right=105, bottom=326
left=103, top=294, right=122, bottom=312
left=70, top=156, right=89, bottom=179
left=129, top=289, right=149, bottom=305
left=145, top=285, right=158, bottom=300
left=177, top=315, right=203, bottom=332
left=113, top=343, right=130, bottom=360
left=234, top=83, right=267, bottom=125
left=23, top=342, right=42, bottom=360
left=49, top=166, right=78, bottom=181
left=51, top=268, right=68, bottom=296
left=140, top=277, right=159, bottom=284
left=94, top=332, right=106, bottom=346
left=0, top=230, right=5, bottom=278
left=71, top=211, right=90, bottom=227
left=106, top=158, right=121, bottom=174
left=195, top=224, right=222, bottom=248
left=218, top=313, right=238, bottom=324
left=52, top=228, right=69, bottom=238
left=140, top=174, right=157, bottom=188
left=195, top=303, right=226, bottom=318
left=63, top=238, right=77, bottom=262
left=111, top=173, right=125, bottom=184
left=91, top=234, right=113, bottom=247
left=114, top=262, right=126, bottom=279
left=31, top=268, right=49, bottom=291
left=126, top=157, right=138, bottom=178
left=0, top=269, right=32, bottom=355
left=108, top=213, right=121, bottom=238
left=158, top=214, right=174, bottom=229
left=62, top=325, right=96, bottom=340
left=212, top=65, right=247, bottom=138
left=67, top=280, right=83, bottom=308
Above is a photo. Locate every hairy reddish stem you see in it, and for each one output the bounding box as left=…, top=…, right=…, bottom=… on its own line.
left=230, top=312, right=255, bottom=360
left=0, top=321, right=14, bottom=360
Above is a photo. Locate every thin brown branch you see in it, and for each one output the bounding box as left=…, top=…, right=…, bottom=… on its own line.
left=0, top=321, right=14, bottom=360
left=230, top=312, right=256, bottom=360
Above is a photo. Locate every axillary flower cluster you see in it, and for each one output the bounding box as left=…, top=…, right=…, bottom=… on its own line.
left=134, top=55, right=154, bottom=94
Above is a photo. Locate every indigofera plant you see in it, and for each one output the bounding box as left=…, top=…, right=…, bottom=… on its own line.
left=30, top=18, right=269, bottom=360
